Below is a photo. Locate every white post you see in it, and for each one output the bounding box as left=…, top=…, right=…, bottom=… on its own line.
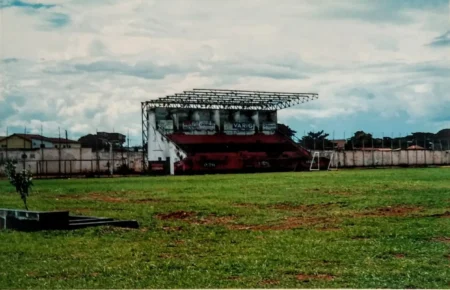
left=147, top=110, right=155, bottom=161
left=109, top=142, right=113, bottom=176
left=233, top=111, right=240, bottom=122
left=251, top=111, right=259, bottom=133
left=169, top=143, right=175, bottom=175
left=213, top=109, right=220, bottom=129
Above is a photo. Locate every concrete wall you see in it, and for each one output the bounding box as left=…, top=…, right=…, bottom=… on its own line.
left=3, top=148, right=449, bottom=176
left=0, top=148, right=144, bottom=176
left=54, top=143, right=82, bottom=149
left=317, top=150, right=450, bottom=168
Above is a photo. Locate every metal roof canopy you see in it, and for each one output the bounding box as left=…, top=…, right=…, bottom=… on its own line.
left=142, top=88, right=318, bottom=111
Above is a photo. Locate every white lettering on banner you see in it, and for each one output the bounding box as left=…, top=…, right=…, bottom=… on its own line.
left=182, top=121, right=215, bottom=131
left=158, top=120, right=174, bottom=131
left=262, top=122, right=276, bottom=131
left=203, top=162, right=216, bottom=168
left=232, top=122, right=254, bottom=131
left=262, top=122, right=276, bottom=135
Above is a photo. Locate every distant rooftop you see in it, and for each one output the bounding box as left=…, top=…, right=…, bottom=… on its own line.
left=3, top=134, right=79, bottom=144
left=143, top=88, right=318, bottom=111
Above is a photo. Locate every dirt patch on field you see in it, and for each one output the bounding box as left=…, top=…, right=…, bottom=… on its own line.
left=156, top=211, right=234, bottom=226
left=234, top=201, right=346, bottom=212
left=434, top=237, right=450, bottom=243
left=26, top=271, right=38, bottom=277
left=156, top=210, right=338, bottom=231
left=315, top=226, right=341, bottom=232
left=233, top=203, right=260, bottom=208
left=259, top=279, right=280, bottom=286
left=296, top=274, right=335, bottom=282
left=162, top=226, right=184, bottom=232
left=269, top=202, right=347, bottom=212
left=394, top=254, right=406, bottom=259
left=356, top=206, right=423, bottom=217
left=228, top=216, right=334, bottom=231
left=90, top=193, right=126, bottom=203
left=194, top=214, right=235, bottom=225
left=427, top=211, right=450, bottom=218
left=157, top=211, right=195, bottom=220
left=306, top=188, right=352, bottom=196
left=134, top=198, right=172, bottom=204
left=55, top=194, right=81, bottom=200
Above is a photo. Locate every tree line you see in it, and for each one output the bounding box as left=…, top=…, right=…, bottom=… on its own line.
left=277, top=124, right=450, bottom=151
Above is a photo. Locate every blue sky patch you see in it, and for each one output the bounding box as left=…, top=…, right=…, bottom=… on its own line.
left=46, top=13, right=70, bottom=28
left=0, top=0, right=55, bottom=9
left=428, top=31, right=450, bottom=47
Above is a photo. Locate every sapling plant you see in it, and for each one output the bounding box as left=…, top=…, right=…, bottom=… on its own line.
left=4, top=161, right=33, bottom=210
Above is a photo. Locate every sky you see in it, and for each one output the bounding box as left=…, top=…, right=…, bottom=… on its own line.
left=0, top=0, right=449, bottom=144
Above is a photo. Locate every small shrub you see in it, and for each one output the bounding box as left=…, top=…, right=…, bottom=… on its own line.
left=4, top=161, right=33, bottom=210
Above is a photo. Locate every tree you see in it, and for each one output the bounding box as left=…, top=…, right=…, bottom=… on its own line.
left=346, top=131, right=373, bottom=149
left=301, top=131, right=333, bottom=150
left=406, top=132, right=435, bottom=149
left=4, top=161, right=33, bottom=210
left=277, top=124, right=297, bottom=139
left=78, top=132, right=126, bottom=151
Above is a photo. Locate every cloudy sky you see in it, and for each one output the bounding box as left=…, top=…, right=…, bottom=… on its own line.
left=0, top=0, right=449, bottom=144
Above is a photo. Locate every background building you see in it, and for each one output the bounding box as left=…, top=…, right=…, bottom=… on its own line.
left=78, top=132, right=126, bottom=151
left=0, top=134, right=80, bottom=149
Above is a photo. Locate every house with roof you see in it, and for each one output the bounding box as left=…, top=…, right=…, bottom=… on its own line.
left=0, top=134, right=81, bottom=149
left=330, top=139, right=347, bottom=150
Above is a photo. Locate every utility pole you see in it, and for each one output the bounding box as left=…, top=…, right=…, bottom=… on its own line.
left=127, top=130, right=130, bottom=167
left=95, top=129, right=99, bottom=175
left=101, top=139, right=115, bottom=176
left=58, top=127, right=61, bottom=176
left=109, top=141, right=113, bottom=176
left=23, top=126, right=26, bottom=169
left=5, top=126, right=8, bottom=161
left=40, top=124, right=44, bottom=176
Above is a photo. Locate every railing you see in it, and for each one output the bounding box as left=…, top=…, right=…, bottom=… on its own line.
left=158, top=129, right=276, bottom=136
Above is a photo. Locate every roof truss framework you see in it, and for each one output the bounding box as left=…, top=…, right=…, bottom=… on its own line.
left=142, top=89, right=318, bottom=111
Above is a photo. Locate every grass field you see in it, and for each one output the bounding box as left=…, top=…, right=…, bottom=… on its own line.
left=1, top=168, right=450, bottom=288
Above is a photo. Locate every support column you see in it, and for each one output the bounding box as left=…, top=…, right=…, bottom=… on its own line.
left=147, top=110, right=155, bottom=161
left=251, top=111, right=259, bottom=133
left=169, top=143, right=175, bottom=175
left=213, top=110, right=220, bottom=132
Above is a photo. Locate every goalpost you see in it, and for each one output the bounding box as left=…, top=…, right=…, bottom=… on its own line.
left=309, top=151, right=339, bottom=171
left=328, top=151, right=339, bottom=171
left=309, top=151, right=320, bottom=171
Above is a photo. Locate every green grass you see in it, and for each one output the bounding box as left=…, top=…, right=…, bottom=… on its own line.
left=1, top=168, right=450, bottom=288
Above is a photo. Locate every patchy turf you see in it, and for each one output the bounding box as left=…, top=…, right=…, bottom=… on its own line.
left=1, top=168, right=450, bottom=288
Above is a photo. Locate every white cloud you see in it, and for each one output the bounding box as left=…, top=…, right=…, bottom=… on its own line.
left=0, top=0, right=449, bottom=143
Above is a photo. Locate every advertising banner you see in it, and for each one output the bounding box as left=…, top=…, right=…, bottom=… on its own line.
left=182, top=121, right=215, bottom=131
left=157, top=120, right=174, bottom=132
left=262, top=122, right=276, bottom=134
left=224, top=122, right=255, bottom=135
left=232, top=122, right=255, bottom=131
left=262, top=122, right=276, bottom=131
